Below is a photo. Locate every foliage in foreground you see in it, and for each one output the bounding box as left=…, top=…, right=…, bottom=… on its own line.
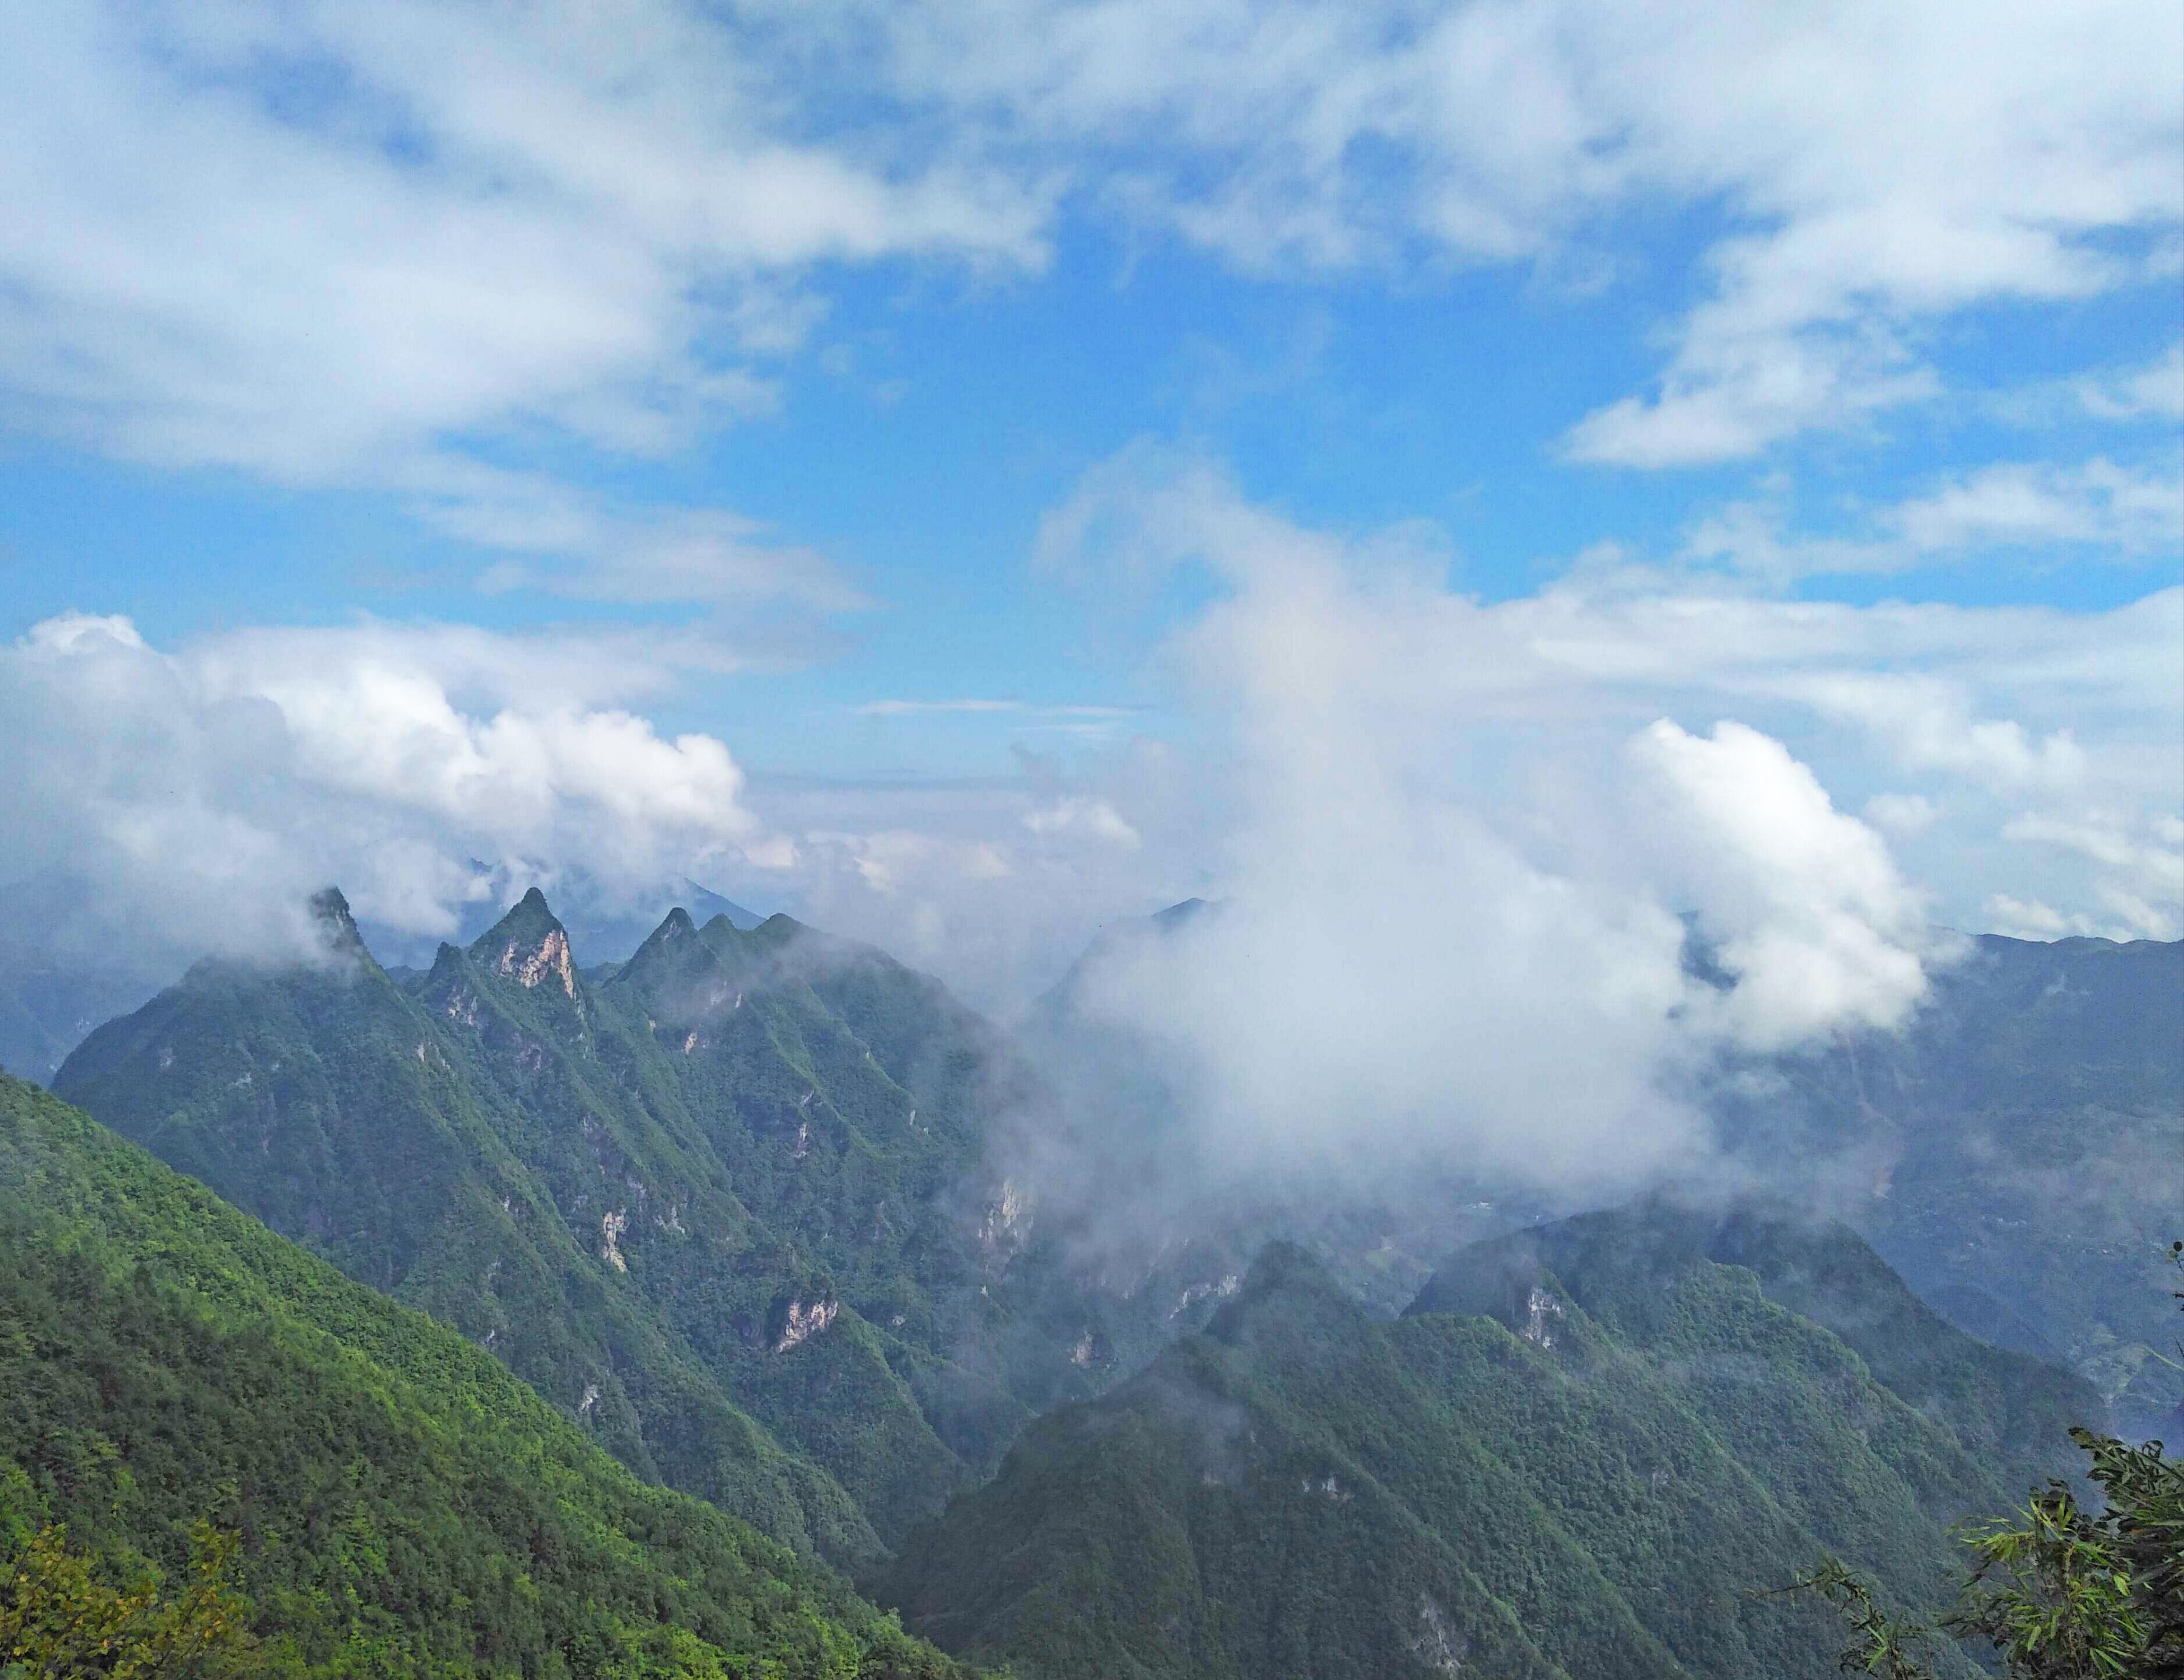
left=1798, top=1245, right=2184, bottom=1679
left=1, top=1521, right=255, bottom=1680
left=1796, top=1430, right=2183, bottom=1679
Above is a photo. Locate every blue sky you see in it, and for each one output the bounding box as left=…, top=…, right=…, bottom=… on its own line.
left=0, top=1, right=2178, bottom=1007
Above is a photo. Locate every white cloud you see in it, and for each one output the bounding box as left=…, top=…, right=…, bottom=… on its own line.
left=1, top=0, right=2172, bottom=512
left=1011, top=455, right=1992, bottom=1197
left=399, top=460, right=874, bottom=611
left=1783, top=673, right=2091, bottom=794
left=2000, top=812, right=2183, bottom=938
left=858, top=699, right=1028, bottom=717
left=1033, top=445, right=2182, bottom=964
left=1022, top=797, right=1142, bottom=848
left=0, top=5, right=1043, bottom=478
left=1888, top=460, right=2181, bottom=556
left=1684, top=457, right=2183, bottom=581
left=1626, top=719, right=1929, bottom=1049
left=1863, top=792, right=1938, bottom=838
left=2079, top=341, right=2184, bottom=423
left=0, top=611, right=782, bottom=969
left=0, top=2, right=1041, bottom=603
left=841, top=0, right=2179, bottom=462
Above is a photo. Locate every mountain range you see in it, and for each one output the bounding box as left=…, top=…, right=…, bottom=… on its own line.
left=10, top=887, right=2176, bottom=1676
left=878, top=1202, right=2100, bottom=1679
left=52, top=887, right=1061, bottom=1563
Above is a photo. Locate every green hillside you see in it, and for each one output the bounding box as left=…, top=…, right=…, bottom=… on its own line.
left=1707, top=933, right=2184, bottom=1433
left=0, top=1073, right=970, bottom=1678
left=876, top=1205, right=2105, bottom=1680
left=54, top=890, right=1053, bottom=1556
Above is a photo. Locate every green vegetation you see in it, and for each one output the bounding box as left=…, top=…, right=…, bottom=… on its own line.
left=879, top=1205, right=2105, bottom=1679
left=1709, top=933, right=2184, bottom=1435
left=1792, top=1244, right=2184, bottom=1679
left=0, top=1073, right=971, bottom=1678
left=34, top=891, right=2177, bottom=1675
left=52, top=891, right=1056, bottom=1556
left=2, top=1520, right=256, bottom=1679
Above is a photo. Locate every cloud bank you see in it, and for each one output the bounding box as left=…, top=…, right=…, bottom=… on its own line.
left=0, top=612, right=782, bottom=970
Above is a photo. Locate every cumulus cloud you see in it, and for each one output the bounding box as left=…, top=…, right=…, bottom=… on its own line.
left=1626, top=720, right=1929, bottom=1049
left=1010, top=450, right=2179, bottom=1193
left=0, top=611, right=782, bottom=973
left=1004, top=455, right=1984, bottom=1200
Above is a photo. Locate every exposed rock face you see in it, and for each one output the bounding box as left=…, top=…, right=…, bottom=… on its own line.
left=1171, top=1272, right=1243, bottom=1320
left=1413, top=1595, right=1465, bottom=1675
left=499, top=925, right=577, bottom=997
left=774, top=1296, right=838, bottom=1352
left=442, top=983, right=480, bottom=1027
left=1521, top=1284, right=1564, bottom=1348
left=979, top=1178, right=1033, bottom=1260
left=600, top=1209, right=628, bottom=1272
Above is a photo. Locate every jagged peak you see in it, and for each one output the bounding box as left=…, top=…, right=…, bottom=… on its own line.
left=469, top=889, right=578, bottom=999
left=741, top=912, right=810, bottom=950
left=695, top=911, right=800, bottom=963
left=308, top=886, right=366, bottom=958
left=616, top=906, right=718, bottom=988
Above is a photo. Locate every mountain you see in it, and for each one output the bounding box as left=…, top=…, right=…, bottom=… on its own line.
left=876, top=1201, right=2103, bottom=1680
left=1709, top=933, right=2184, bottom=1437
left=0, top=869, right=163, bottom=1082
left=52, top=888, right=1051, bottom=1560
left=1033, top=907, right=2184, bottom=1435
left=353, top=870, right=769, bottom=974
left=0, top=1072, right=969, bottom=1678
left=0, top=953, right=151, bottom=1084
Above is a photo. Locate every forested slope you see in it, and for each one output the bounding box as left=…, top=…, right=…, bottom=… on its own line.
left=54, top=890, right=1046, bottom=1555
left=0, top=1073, right=970, bottom=1678
left=878, top=1205, right=2104, bottom=1680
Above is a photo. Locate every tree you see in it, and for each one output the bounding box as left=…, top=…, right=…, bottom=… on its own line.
left=1794, top=1243, right=2184, bottom=1679
left=0, top=1521, right=258, bottom=1679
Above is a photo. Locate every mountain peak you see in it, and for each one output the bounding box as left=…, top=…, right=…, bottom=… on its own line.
left=470, top=890, right=577, bottom=998
left=308, top=886, right=365, bottom=958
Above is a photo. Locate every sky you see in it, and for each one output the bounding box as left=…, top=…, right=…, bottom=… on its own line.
left=0, top=0, right=2178, bottom=1024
